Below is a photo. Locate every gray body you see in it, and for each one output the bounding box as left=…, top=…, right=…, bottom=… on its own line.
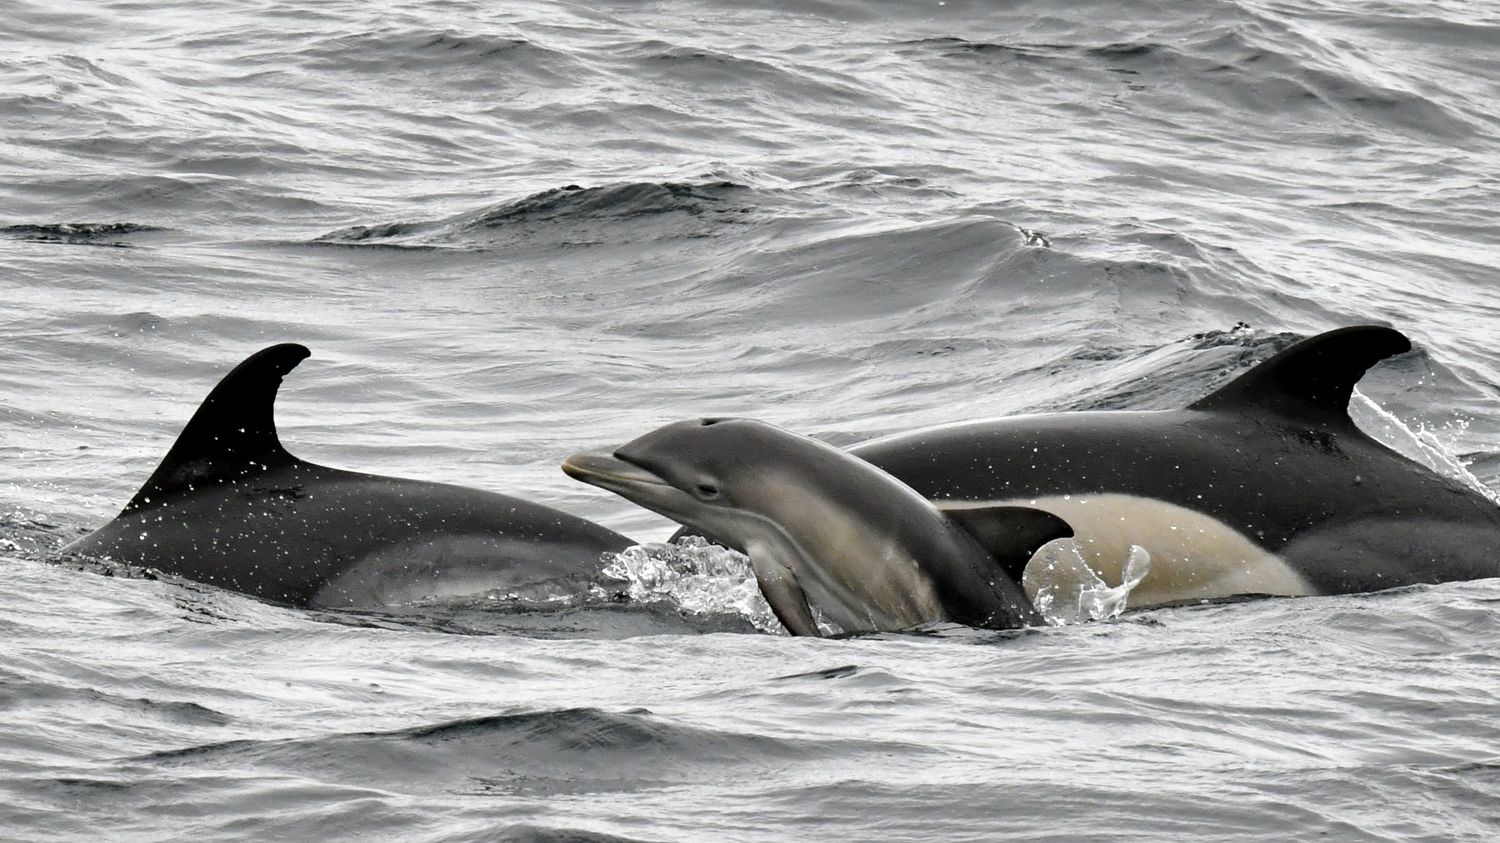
left=66, top=344, right=631, bottom=608
left=850, top=326, right=1500, bottom=605
left=563, top=418, right=1071, bottom=635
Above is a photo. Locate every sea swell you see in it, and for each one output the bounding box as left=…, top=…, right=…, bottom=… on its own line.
left=129, top=704, right=922, bottom=795
left=315, top=180, right=756, bottom=249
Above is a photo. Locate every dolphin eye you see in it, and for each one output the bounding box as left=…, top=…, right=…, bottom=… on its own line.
left=696, top=483, right=720, bottom=500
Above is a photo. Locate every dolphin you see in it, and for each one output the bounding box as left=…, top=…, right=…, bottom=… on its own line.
left=562, top=418, right=1072, bottom=635
left=65, top=344, right=632, bottom=608
left=847, top=325, right=1500, bottom=607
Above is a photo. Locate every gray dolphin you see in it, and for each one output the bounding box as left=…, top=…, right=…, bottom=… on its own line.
left=562, top=418, right=1072, bottom=635
left=65, top=344, right=632, bottom=608
left=848, top=325, right=1500, bottom=606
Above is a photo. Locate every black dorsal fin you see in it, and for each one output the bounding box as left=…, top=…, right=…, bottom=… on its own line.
left=1187, top=325, right=1411, bottom=427
left=942, top=504, right=1074, bottom=581
left=124, top=344, right=310, bottom=513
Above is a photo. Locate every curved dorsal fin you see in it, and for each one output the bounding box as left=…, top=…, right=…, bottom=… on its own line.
left=1187, top=325, right=1411, bottom=427
left=124, top=344, right=310, bottom=513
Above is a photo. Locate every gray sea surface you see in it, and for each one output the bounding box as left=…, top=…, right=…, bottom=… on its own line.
left=3, top=0, right=1500, bottom=840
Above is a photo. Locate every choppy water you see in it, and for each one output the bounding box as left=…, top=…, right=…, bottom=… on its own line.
left=4, top=1, right=1500, bottom=839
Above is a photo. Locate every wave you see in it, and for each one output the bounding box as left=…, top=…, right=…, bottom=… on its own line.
left=0, top=665, right=231, bottom=727
left=129, top=706, right=858, bottom=795
left=901, top=24, right=1480, bottom=140
left=315, top=180, right=754, bottom=249
left=1, top=222, right=165, bottom=247
left=1063, top=325, right=1302, bottom=411
left=473, top=825, right=660, bottom=843
left=296, top=29, right=582, bottom=87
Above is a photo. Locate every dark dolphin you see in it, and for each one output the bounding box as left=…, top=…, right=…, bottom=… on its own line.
left=849, top=325, right=1500, bottom=605
left=65, top=344, right=631, bottom=608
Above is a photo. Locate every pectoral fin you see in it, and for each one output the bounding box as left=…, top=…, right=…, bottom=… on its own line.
left=747, top=549, right=821, bottom=637
left=939, top=504, right=1074, bottom=581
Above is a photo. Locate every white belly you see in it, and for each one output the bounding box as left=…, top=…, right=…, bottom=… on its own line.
left=943, top=494, right=1315, bottom=607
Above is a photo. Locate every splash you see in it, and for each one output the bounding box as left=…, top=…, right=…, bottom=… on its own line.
left=602, top=537, right=786, bottom=633
left=1025, top=542, right=1152, bottom=625
left=1349, top=390, right=1500, bottom=505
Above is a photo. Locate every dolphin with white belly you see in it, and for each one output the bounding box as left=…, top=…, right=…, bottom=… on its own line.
left=850, top=325, right=1500, bottom=606
left=563, top=418, right=1072, bottom=635
left=65, top=344, right=632, bottom=608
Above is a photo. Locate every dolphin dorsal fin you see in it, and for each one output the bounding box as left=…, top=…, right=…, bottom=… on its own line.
left=1187, top=325, right=1411, bottom=427
left=124, top=344, right=310, bottom=513
left=942, top=504, right=1074, bottom=581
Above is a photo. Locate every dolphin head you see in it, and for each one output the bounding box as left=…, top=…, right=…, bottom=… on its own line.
left=561, top=418, right=789, bottom=541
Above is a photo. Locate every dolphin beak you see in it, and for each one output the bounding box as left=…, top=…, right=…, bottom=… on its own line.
left=561, top=453, right=671, bottom=490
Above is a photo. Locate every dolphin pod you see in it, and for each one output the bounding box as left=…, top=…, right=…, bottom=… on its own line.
left=65, top=344, right=631, bottom=608
left=60, top=325, right=1500, bottom=631
left=573, top=325, right=1500, bottom=635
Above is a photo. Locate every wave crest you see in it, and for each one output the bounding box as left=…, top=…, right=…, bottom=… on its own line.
left=315, top=180, right=752, bottom=249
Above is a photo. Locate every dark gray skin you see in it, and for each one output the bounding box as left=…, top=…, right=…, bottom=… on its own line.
left=563, top=418, right=1072, bottom=635
left=849, top=325, right=1500, bottom=600
left=65, top=344, right=632, bottom=608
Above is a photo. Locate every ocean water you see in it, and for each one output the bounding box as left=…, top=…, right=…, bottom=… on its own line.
left=4, top=0, right=1500, bottom=840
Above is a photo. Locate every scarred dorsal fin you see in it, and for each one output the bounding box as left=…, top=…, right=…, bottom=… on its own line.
left=124, top=344, right=310, bottom=513
left=1187, top=325, right=1411, bottom=427
left=941, top=504, right=1073, bottom=581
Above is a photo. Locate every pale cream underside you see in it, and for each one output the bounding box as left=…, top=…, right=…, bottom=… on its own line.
left=941, top=494, right=1316, bottom=607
